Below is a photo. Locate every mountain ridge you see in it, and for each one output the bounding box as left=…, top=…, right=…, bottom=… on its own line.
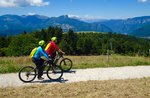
left=0, top=14, right=150, bottom=37
left=0, top=14, right=111, bottom=36
left=93, top=16, right=150, bottom=36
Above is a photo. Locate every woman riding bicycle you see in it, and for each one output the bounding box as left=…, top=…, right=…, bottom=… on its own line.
left=32, top=40, right=49, bottom=80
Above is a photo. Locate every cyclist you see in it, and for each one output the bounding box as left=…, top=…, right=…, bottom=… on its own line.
left=32, top=40, right=49, bottom=80
left=45, top=37, right=65, bottom=62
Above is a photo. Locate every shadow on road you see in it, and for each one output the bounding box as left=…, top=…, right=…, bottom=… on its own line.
left=29, top=78, right=68, bottom=84
left=63, top=70, right=76, bottom=74
left=22, top=70, right=76, bottom=84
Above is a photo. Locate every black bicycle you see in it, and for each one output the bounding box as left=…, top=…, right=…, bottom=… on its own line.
left=54, top=52, right=73, bottom=72
left=18, top=59, right=63, bottom=83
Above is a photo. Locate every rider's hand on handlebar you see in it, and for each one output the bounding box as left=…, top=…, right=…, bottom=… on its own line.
left=59, top=51, right=65, bottom=56
left=62, top=51, right=65, bottom=54
left=46, top=58, right=52, bottom=62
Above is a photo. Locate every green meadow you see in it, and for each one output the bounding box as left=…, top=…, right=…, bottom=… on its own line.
left=0, top=55, right=150, bottom=74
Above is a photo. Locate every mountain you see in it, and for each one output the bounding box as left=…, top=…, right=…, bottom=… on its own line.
left=1, top=14, right=150, bottom=37
left=68, top=15, right=107, bottom=23
left=131, top=24, right=150, bottom=37
left=0, top=14, right=111, bottom=36
left=0, top=14, right=50, bottom=36
left=93, top=16, right=150, bottom=36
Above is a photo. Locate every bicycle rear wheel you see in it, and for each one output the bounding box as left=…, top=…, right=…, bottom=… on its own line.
left=60, top=58, right=72, bottom=72
left=18, top=66, right=36, bottom=83
left=47, top=65, right=63, bottom=81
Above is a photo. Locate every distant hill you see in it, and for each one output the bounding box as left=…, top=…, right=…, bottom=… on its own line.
left=93, top=16, right=150, bottom=37
left=131, top=24, right=150, bottom=37
left=1, top=14, right=150, bottom=37
left=0, top=15, right=111, bottom=36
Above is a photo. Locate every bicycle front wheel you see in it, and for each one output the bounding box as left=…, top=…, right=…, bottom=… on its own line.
left=47, top=65, right=63, bottom=81
left=60, top=58, right=73, bottom=72
left=18, top=66, right=36, bottom=83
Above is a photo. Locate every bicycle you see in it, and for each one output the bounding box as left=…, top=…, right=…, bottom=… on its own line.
left=18, top=59, right=63, bottom=83
left=54, top=52, right=73, bottom=72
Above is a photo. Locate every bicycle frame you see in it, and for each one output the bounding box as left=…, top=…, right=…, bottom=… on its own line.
left=54, top=52, right=64, bottom=64
left=18, top=59, right=63, bottom=82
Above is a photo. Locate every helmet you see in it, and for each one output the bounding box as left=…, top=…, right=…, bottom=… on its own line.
left=38, top=40, right=45, bottom=46
left=51, top=37, right=57, bottom=43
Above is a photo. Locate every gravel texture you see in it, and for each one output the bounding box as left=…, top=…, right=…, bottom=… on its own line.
left=0, top=66, right=150, bottom=88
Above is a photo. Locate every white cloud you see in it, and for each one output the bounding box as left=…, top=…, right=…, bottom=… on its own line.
left=0, top=0, right=16, bottom=7
left=138, top=0, right=148, bottom=3
left=27, top=12, right=36, bottom=15
left=27, top=0, right=49, bottom=6
left=68, top=14, right=102, bottom=20
left=82, top=15, right=102, bottom=20
left=84, top=15, right=95, bottom=20
left=68, top=14, right=80, bottom=19
left=0, top=0, right=49, bottom=7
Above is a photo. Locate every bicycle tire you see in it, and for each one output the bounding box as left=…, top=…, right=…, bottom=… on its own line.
left=60, top=58, right=73, bottom=72
left=47, top=65, right=63, bottom=81
left=18, top=66, right=36, bottom=83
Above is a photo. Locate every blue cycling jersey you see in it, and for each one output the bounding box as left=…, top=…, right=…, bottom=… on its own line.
left=33, top=46, right=49, bottom=60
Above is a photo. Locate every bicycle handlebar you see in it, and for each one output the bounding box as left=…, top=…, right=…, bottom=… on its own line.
left=58, top=52, right=63, bottom=57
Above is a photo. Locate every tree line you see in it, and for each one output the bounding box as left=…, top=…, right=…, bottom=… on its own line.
left=0, top=26, right=150, bottom=57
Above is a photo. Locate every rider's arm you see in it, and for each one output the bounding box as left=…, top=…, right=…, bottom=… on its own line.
left=39, top=47, right=49, bottom=59
left=54, top=43, right=65, bottom=54
left=58, top=49, right=65, bottom=54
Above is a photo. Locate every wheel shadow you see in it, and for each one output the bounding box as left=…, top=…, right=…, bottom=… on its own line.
left=23, top=70, right=76, bottom=84
left=63, top=70, right=76, bottom=73
left=30, top=78, right=68, bottom=84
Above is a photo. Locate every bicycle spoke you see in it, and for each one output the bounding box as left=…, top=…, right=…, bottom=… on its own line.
left=47, top=65, right=63, bottom=81
left=60, top=58, right=72, bottom=71
left=18, top=66, right=36, bottom=82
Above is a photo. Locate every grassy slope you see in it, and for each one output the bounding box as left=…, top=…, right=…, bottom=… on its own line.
left=0, top=55, right=150, bottom=98
left=0, top=77, right=150, bottom=98
left=0, top=55, right=150, bottom=73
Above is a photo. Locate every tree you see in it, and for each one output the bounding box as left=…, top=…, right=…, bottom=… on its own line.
left=23, top=31, right=27, bottom=35
left=5, top=34, right=38, bottom=56
left=46, top=26, right=55, bottom=42
left=54, top=26, right=63, bottom=44
left=41, top=29, right=47, bottom=40
left=65, top=29, right=77, bottom=54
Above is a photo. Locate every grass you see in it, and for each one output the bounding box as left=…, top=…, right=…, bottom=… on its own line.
left=0, top=56, right=33, bottom=73
left=0, top=55, right=150, bottom=98
left=0, top=55, right=150, bottom=73
left=66, top=55, right=150, bottom=68
left=0, top=77, right=150, bottom=98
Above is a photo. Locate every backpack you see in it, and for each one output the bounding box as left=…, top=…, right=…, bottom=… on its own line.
left=29, top=47, right=38, bottom=58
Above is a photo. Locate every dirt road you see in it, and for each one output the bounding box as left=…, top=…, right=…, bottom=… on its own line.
left=0, top=66, right=150, bottom=88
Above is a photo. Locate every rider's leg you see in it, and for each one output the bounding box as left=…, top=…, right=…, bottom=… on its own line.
left=32, top=58, right=45, bottom=79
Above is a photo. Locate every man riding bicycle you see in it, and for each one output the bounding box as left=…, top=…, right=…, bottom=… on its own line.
left=45, top=37, right=65, bottom=62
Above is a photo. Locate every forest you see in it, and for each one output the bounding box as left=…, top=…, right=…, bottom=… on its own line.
left=0, top=26, right=150, bottom=57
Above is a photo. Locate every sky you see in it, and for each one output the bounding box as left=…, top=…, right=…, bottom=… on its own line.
left=0, top=0, right=150, bottom=19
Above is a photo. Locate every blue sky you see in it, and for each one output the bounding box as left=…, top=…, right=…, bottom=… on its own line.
left=0, top=0, right=150, bottom=19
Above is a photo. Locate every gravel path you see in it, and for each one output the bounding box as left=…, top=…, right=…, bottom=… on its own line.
left=0, top=66, right=150, bottom=88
